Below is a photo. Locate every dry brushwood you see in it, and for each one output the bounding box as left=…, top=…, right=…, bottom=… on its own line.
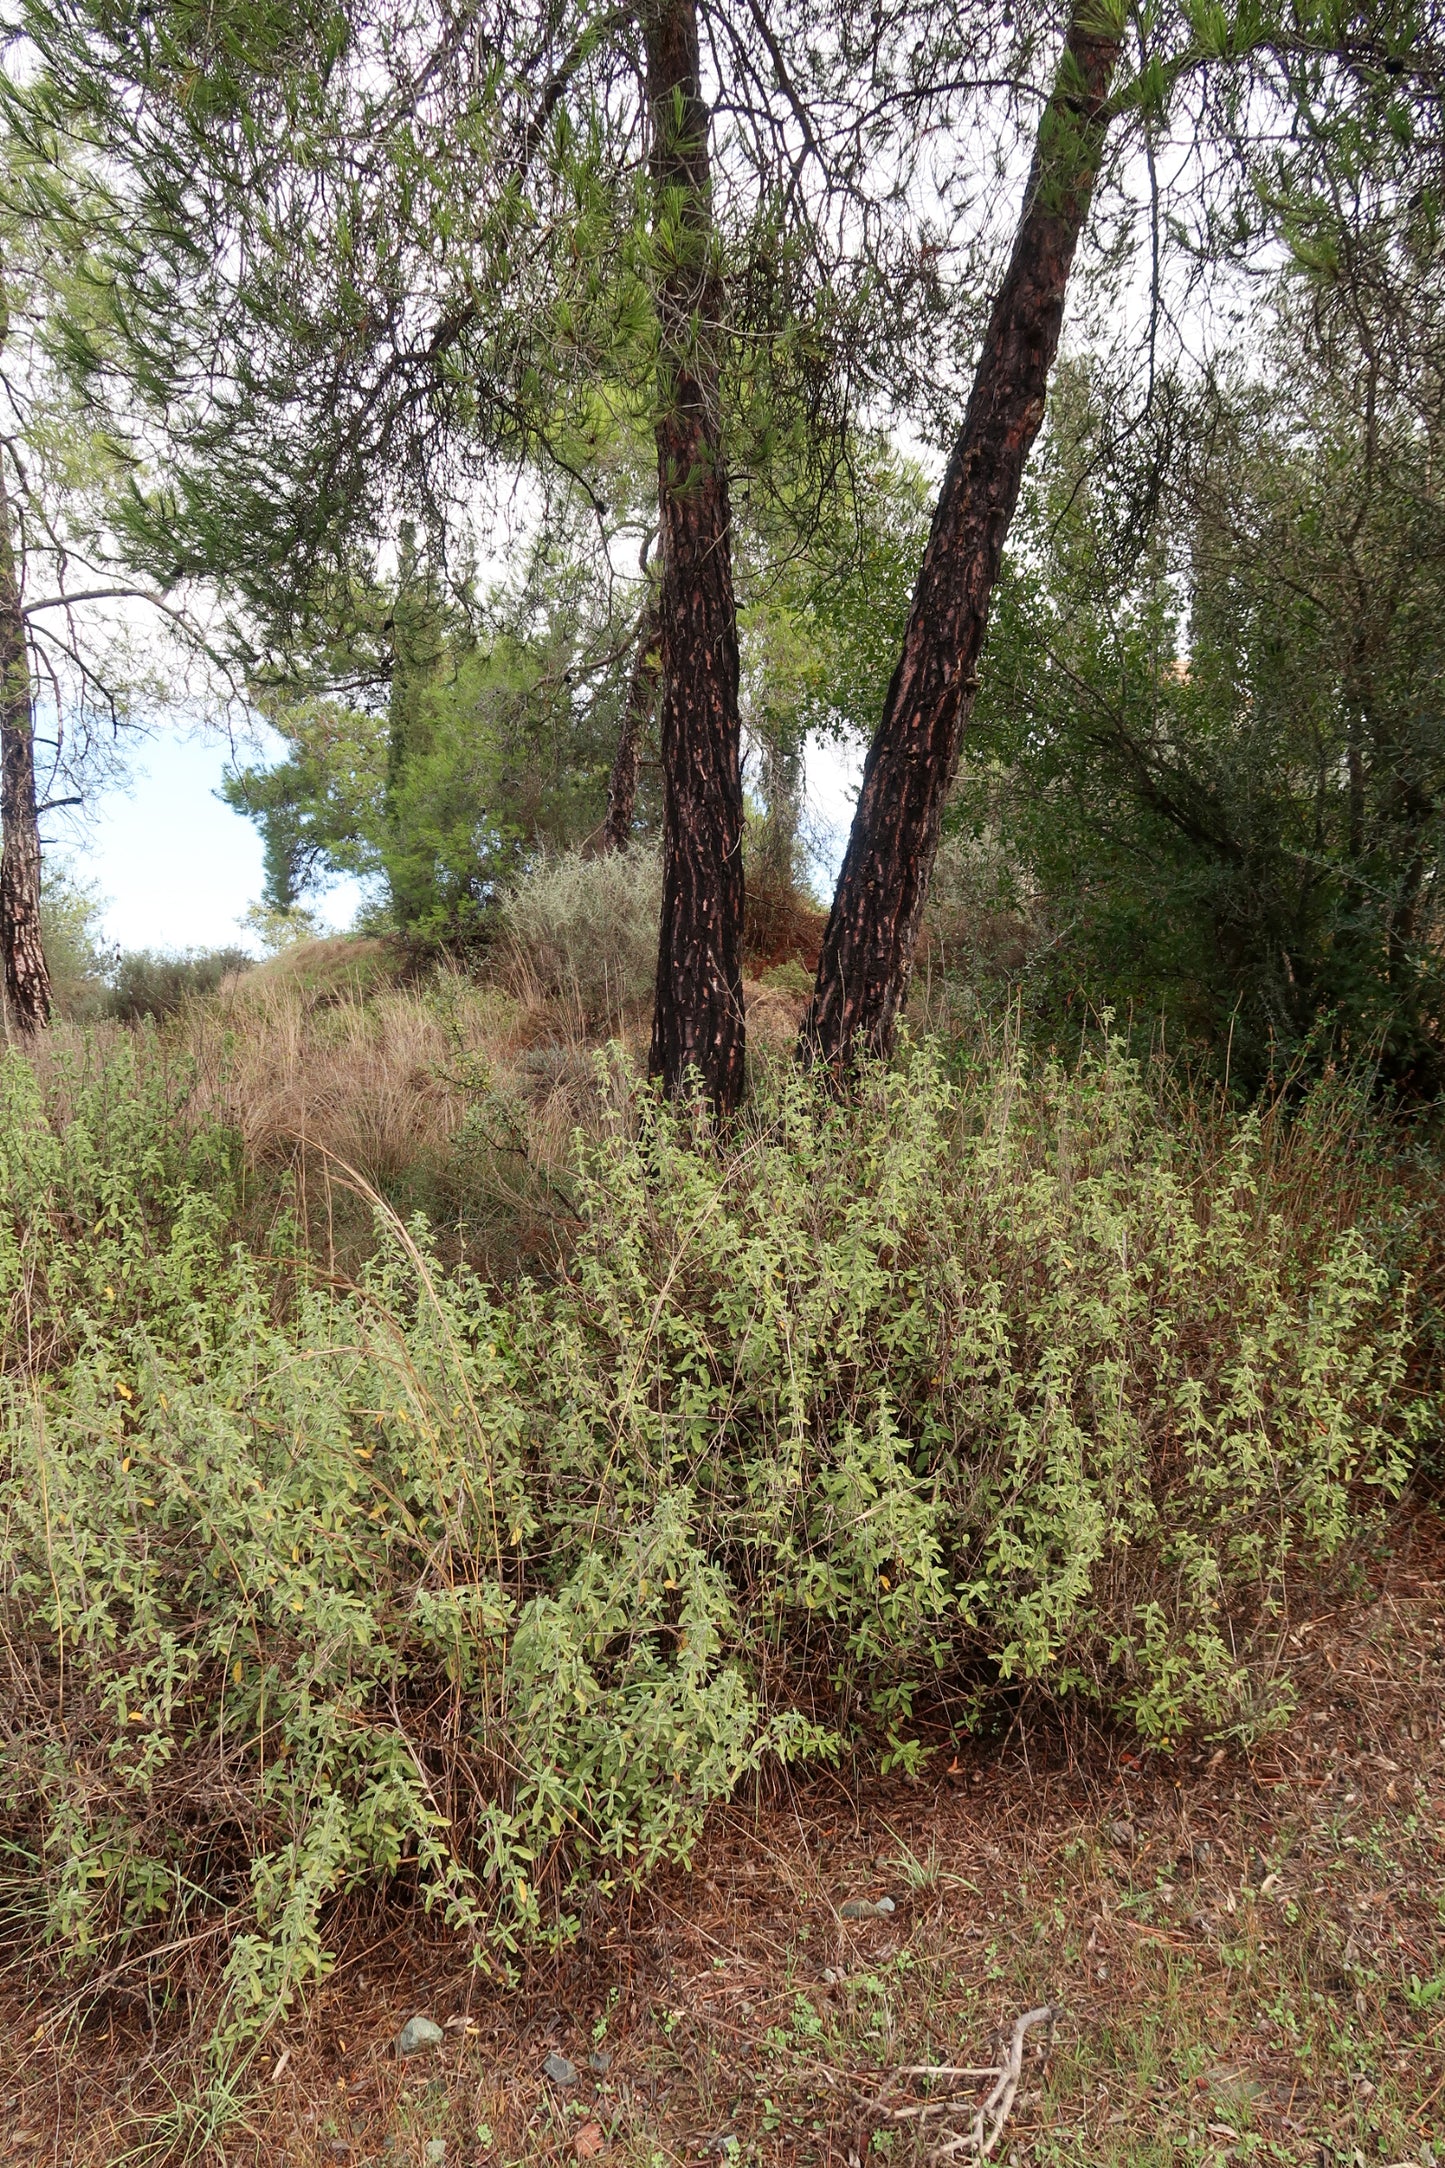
left=862, top=2005, right=1059, bottom=2160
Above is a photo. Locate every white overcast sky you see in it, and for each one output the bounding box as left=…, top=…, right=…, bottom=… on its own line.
left=64, top=730, right=363, bottom=955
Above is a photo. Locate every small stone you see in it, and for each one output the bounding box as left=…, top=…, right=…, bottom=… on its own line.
left=587, top=2050, right=612, bottom=2075
left=425, top=2143, right=447, bottom=2167
left=544, top=2050, right=579, bottom=2086
left=1108, top=1820, right=1138, bottom=1852
left=397, top=2014, right=446, bottom=2057
left=840, top=1896, right=895, bottom=1919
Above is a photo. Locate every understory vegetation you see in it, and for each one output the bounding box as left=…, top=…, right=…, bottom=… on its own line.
left=1, top=924, right=1438, bottom=2081
left=2, top=0, right=1444, bottom=2144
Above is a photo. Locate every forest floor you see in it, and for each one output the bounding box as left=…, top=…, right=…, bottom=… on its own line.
left=5, top=1503, right=1444, bottom=2168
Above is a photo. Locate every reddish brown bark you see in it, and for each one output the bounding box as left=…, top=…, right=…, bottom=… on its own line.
left=0, top=459, right=49, bottom=1038
left=802, top=4, right=1121, bottom=1069
left=602, top=596, right=661, bottom=855
left=644, top=0, right=746, bottom=1113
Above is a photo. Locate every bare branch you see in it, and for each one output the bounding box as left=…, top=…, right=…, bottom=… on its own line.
left=862, top=2005, right=1060, bottom=2163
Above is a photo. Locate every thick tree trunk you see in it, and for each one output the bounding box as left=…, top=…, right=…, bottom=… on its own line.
left=602, top=597, right=661, bottom=854
left=643, top=0, right=746, bottom=1113
left=802, top=5, right=1121, bottom=1070
left=0, top=463, right=49, bottom=1037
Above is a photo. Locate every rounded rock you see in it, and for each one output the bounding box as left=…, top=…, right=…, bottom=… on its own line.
left=397, top=2014, right=446, bottom=2058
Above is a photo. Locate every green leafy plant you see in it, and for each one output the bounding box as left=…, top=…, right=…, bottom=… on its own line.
left=0, top=1027, right=1425, bottom=2071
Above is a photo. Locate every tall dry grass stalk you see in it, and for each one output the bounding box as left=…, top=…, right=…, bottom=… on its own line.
left=32, top=945, right=652, bottom=1275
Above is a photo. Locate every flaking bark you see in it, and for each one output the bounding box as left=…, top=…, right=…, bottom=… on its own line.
left=643, top=0, right=746, bottom=1113
left=802, top=4, right=1121, bottom=1070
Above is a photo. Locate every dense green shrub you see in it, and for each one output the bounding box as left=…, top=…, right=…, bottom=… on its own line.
left=0, top=1033, right=1426, bottom=2059
left=104, top=945, right=255, bottom=1021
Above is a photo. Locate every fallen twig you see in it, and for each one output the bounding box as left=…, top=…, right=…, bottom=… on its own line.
left=895, top=2066, right=1005, bottom=2081
left=867, top=2005, right=1059, bottom=2161
left=936, top=2005, right=1058, bottom=2160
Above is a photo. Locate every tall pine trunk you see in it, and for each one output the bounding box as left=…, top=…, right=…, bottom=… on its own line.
left=602, top=596, right=661, bottom=854
left=644, top=0, right=745, bottom=1113
left=0, top=458, right=50, bottom=1037
left=802, top=4, right=1121, bottom=1069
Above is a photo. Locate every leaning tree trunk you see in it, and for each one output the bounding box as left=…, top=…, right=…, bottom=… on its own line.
left=643, top=0, right=746, bottom=1114
left=602, top=596, right=661, bottom=854
left=0, top=461, right=49, bottom=1037
left=801, top=3, right=1121, bottom=1070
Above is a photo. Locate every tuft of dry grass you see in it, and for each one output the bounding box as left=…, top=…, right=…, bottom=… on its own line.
left=31, top=927, right=825, bottom=1279
left=34, top=936, right=648, bottom=1274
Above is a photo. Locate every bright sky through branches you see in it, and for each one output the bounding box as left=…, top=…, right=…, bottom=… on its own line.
left=69, top=732, right=363, bottom=955
left=69, top=726, right=859, bottom=953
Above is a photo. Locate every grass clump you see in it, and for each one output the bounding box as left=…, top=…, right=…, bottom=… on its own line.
left=0, top=1027, right=1426, bottom=2072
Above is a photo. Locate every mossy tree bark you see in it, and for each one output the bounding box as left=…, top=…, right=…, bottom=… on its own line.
left=643, top=0, right=746, bottom=1113
left=802, top=3, right=1122, bottom=1070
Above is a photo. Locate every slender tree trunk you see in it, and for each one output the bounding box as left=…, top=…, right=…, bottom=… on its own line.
left=602, top=596, right=661, bottom=854
left=802, top=4, right=1121, bottom=1069
left=643, top=0, right=746, bottom=1112
left=754, top=718, right=804, bottom=892
left=0, top=460, right=49, bottom=1037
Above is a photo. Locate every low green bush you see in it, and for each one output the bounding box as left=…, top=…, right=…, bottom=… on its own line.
left=104, top=945, right=255, bottom=1021
left=0, top=1032, right=1426, bottom=2061
left=496, top=845, right=660, bottom=1019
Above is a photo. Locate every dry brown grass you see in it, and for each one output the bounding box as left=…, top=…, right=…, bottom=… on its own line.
left=30, top=933, right=816, bottom=1280
left=29, top=941, right=621, bottom=1277
left=207, top=970, right=542, bottom=1176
